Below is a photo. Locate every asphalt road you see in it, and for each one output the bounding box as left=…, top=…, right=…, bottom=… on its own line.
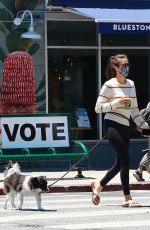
left=0, top=190, right=150, bottom=229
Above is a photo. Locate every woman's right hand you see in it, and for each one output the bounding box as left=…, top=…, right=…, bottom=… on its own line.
left=119, top=97, right=131, bottom=105
left=119, top=97, right=131, bottom=108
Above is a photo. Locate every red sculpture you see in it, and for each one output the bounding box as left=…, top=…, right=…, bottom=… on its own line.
left=1, top=51, right=36, bottom=114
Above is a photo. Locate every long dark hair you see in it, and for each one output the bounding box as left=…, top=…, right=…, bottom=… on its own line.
left=105, top=54, right=128, bottom=80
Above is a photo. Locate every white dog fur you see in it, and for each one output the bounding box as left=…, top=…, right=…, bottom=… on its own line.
left=3, top=162, right=48, bottom=210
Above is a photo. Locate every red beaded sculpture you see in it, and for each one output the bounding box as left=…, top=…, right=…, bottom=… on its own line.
left=1, top=51, right=36, bottom=114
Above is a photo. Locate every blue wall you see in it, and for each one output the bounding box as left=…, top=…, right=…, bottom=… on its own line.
left=87, top=139, right=148, bottom=170
left=15, top=139, right=148, bottom=172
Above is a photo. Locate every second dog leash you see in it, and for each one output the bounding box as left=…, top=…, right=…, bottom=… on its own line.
left=48, top=136, right=106, bottom=187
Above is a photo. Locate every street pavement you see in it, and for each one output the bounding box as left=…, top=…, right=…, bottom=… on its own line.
left=0, top=169, right=150, bottom=195
left=0, top=191, right=150, bottom=229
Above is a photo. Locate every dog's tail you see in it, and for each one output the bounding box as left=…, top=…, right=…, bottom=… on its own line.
left=12, top=162, right=21, bottom=173
left=4, top=161, right=21, bottom=177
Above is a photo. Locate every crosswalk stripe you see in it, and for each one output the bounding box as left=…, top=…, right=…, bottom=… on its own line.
left=44, top=219, right=150, bottom=229
left=0, top=208, right=149, bottom=223
left=0, top=196, right=149, bottom=203
left=0, top=192, right=150, bottom=230
left=0, top=202, right=149, bottom=211
left=0, top=203, right=96, bottom=210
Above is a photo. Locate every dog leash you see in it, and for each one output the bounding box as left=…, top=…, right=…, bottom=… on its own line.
left=48, top=136, right=106, bottom=187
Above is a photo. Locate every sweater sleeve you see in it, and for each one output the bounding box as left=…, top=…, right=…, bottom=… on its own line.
left=131, top=85, right=149, bottom=129
left=95, top=84, right=120, bottom=113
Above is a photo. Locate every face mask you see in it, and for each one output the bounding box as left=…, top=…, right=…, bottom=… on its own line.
left=119, top=66, right=130, bottom=78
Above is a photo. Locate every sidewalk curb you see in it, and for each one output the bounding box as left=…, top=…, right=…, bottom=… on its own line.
left=47, top=182, right=150, bottom=193
left=0, top=183, right=150, bottom=196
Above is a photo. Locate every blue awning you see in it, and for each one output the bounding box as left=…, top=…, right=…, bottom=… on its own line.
left=73, top=8, right=150, bottom=23
left=72, top=8, right=150, bottom=34
left=51, top=0, right=150, bottom=9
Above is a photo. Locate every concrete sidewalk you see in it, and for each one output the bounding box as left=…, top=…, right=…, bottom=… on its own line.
left=0, top=169, right=150, bottom=195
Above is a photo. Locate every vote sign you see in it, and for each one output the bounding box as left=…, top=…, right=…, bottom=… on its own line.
left=1, top=116, right=69, bottom=149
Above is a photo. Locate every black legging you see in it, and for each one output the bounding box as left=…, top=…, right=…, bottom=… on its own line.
left=100, top=119, right=130, bottom=195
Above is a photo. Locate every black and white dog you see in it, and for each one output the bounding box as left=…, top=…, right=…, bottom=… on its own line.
left=3, top=162, right=48, bottom=210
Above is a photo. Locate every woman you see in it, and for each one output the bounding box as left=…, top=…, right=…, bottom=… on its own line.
left=92, top=54, right=149, bottom=207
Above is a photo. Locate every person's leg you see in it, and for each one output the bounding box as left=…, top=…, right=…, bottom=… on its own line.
left=92, top=120, right=140, bottom=206
left=133, top=168, right=145, bottom=181
left=101, top=121, right=130, bottom=195
left=133, top=149, right=149, bottom=181
left=92, top=120, right=130, bottom=203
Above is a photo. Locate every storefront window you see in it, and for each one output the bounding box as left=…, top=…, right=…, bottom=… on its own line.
left=47, top=49, right=98, bottom=140
left=47, top=21, right=97, bottom=46
left=102, top=34, right=150, bottom=46
left=0, top=1, right=46, bottom=115
left=47, top=20, right=98, bottom=140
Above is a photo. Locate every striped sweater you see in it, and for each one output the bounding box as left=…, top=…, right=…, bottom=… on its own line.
left=95, top=78, right=149, bottom=129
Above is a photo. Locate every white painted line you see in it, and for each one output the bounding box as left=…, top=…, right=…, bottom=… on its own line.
left=0, top=203, right=99, bottom=211
left=0, top=202, right=150, bottom=212
left=44, top=219, right=150, bottom=229
left=132, top=190, right=150, bottom=193
left=0, top=196, right=149, bottom=205
left=0, top=208, right=149, bottom=223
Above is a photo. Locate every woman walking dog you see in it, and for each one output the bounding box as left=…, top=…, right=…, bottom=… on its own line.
left=91, top=54, right=150, bottom=207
